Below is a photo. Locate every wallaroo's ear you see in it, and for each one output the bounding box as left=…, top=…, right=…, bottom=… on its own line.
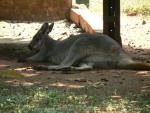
left=40, top=22, right=49, bottom=31
left=44, top=22, right=54, bottom=34
left=48, top=22, right=54, bottom=32
left=43, top=22, right=49, bottom=26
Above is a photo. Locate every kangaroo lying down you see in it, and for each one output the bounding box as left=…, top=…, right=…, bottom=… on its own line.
left=22, top=22, right=150, bottom=71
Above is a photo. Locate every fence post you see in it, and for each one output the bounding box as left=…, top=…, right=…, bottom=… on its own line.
left=103, top=0, right=122, bottom=46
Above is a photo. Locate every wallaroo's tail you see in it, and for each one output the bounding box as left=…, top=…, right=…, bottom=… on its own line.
left=33, top=63, right=150, bottom=71
left=119, top=62, right=150, bottom=71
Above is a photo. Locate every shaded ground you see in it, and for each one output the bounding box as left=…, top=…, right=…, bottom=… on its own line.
left=0, top=51, right=150, bottom=97
left=0, top=16, right=150, bottom=112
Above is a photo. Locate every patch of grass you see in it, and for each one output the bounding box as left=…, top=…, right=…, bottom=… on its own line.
left=73, top=0, right=150, bottom=16
left=0, top=69, right=24, bottom=78
left=121, top=0, right=150, bottom=16
left=0, top=85, right=150, bottom=113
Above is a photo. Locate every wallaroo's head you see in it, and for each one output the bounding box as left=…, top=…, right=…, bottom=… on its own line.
left=28, top=22, right=54, bottom=51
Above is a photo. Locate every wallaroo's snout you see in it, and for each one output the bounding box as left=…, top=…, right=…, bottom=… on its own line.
left=28, top=42, right=41, bottom=52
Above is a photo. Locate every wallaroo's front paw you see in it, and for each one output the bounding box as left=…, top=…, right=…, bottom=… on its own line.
left=33, top=65, right=49, bottom=71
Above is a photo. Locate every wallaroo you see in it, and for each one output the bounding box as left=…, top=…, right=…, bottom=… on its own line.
left=21, top=22, right=150, bottom=71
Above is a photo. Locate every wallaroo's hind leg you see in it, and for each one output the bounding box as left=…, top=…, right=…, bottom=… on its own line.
left=48, top=43, right=85, bottom=70
left=36, top=63, right=93, bottom=71
left=71, top=63, right=93, bottom=71
left=47, top=64, right=93, bottom=71
left=33, top=45, right=83, bottom=70
left=47, top=54, right=81, bottom=70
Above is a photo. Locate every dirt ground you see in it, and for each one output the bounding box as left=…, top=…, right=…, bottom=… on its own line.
left=0, top=16, right=150, bottom=98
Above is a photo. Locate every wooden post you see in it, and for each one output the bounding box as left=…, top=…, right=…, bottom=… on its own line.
left=103, top=0, right=122, bottom=46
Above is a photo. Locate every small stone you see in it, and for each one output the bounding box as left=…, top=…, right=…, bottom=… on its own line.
left=142, top=20, right=146, bottom=25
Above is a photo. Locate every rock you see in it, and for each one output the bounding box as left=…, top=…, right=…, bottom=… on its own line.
left=142, top=20, right=146, bottom=25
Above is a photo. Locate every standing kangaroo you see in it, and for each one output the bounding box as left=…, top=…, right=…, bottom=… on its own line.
left=24, top=22, right=150, bottom=71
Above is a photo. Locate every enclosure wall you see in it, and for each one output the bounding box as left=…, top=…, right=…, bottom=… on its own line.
left=0, top=0, right=72, bottom=21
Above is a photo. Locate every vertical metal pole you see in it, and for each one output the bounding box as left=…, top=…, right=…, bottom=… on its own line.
left=103, top=0, right=122, bottom=46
